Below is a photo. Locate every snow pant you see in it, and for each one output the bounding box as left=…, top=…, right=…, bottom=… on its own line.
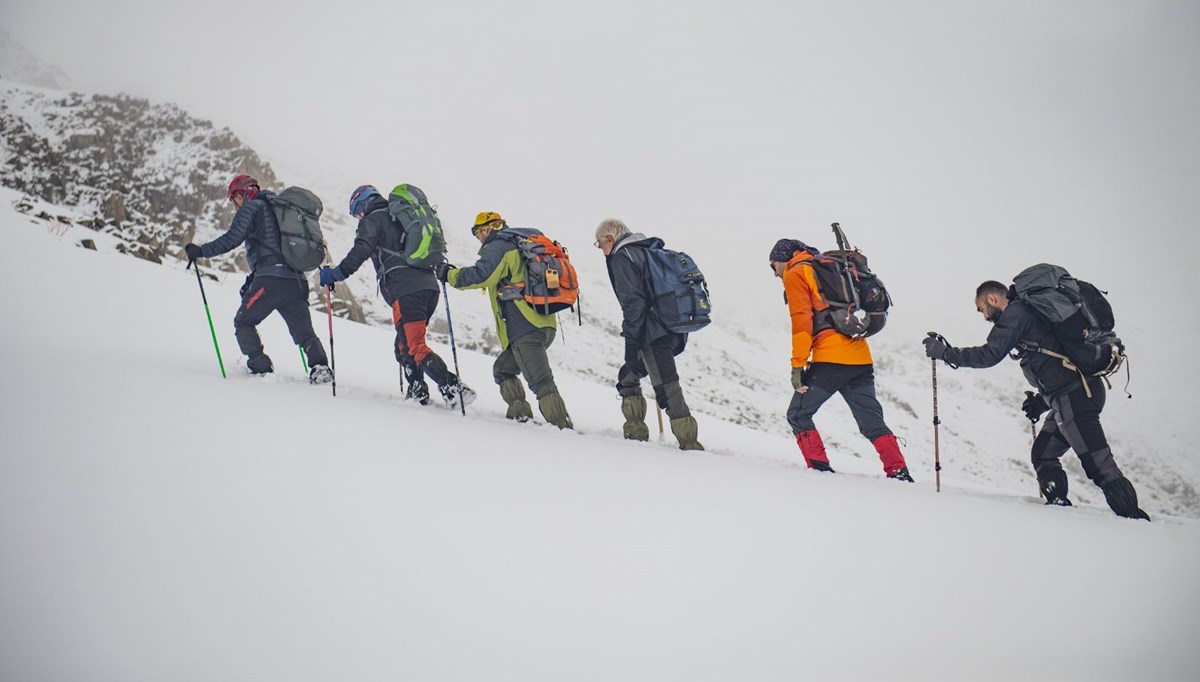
left=787, top=362, right=905, bottom=474
left=391, top=289, right=454, bottom=396
left=233, top=274, right=327, bottom=374
left=615, top=335, right=691, bottom=419
left=492, top=327, right=559, bottom=399
left=1032, top=381, right=1144, bottom=518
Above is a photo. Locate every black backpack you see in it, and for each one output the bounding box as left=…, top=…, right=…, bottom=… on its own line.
left=797, top=246, right=891, bottom=339
left=268, top=187, right=326, bottom=272
left=1010, top=263, right=1125, bottom=379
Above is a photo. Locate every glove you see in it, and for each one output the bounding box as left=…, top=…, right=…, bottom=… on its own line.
left=184, top=243, right=203, bottom=264
left=624, top=339, right=648, bottom=378
left=433, top=262, right=455, bottom=283
left=319, top=266, right=347, bottom=288
left=923, top=335, right=950, bottom=361
left=1022, top=391, right=1049, bottom=423
left=790, top=365, right=810, bottom=391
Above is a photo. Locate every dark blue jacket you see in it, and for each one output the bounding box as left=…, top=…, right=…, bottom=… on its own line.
left=200, top=191, right=299, bottom=280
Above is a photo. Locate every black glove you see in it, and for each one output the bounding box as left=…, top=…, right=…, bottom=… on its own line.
left=433, top=262, right=455, bottom=283
left=184, top=243, right=203, bottom=264
left=923, top=335, right=950, bottom=361
left=624, top=339, right=648, bottom=378
left=1022, top=391, right=1049, bottom=423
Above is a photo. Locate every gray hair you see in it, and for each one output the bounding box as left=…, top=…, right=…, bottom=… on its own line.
left=594, top=218, right=631, bottom=244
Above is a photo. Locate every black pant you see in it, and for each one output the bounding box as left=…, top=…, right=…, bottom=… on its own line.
left=233, top=275, right=327, bottom=373
left=1032, top=382, right=1125, bottom=488
left=616, top=335, right=691, bottom=419
left=391, top=289, right=452, bottom=389
left=786, top=362, right=891, bottom=440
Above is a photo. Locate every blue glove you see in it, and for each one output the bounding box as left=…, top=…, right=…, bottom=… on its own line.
left=319, top=266, right=347, bottom=288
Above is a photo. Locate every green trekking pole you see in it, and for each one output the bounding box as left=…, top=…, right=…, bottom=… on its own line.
left=299, top=346, right=309, bottom=373
left=189, top=259, right=226, bottom=379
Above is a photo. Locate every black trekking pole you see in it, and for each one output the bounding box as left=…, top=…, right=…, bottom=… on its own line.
left=441, top=278, right=467, bottom=416
left=928, top=331, right=944, bottom=492
left=189, top=259, right=226, bottom=379
left=1025, top=391, right=1043, bottom=499
left=325, top=285, right=336, bottom=397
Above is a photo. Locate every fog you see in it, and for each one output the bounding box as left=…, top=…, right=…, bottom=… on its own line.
left=5, top=0, right=1198, bottom=386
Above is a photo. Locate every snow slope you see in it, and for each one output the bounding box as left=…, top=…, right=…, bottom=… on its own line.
left=2, top=192, right=1199, bottom=681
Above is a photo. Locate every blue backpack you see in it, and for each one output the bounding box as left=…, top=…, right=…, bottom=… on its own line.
left=644, top=246, right=712, bottom=333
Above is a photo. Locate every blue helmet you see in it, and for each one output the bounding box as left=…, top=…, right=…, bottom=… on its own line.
left=348, top=184, right=381, bottom=217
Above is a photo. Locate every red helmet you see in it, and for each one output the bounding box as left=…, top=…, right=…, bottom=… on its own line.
left=227, top=174, right=260, bottom=202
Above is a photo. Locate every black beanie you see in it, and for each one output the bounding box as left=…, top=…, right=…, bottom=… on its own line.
left=769, top=239, right=809, bottom=263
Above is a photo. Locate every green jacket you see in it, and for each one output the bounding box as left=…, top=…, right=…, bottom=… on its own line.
left=448, top=229, right=557, bottom=349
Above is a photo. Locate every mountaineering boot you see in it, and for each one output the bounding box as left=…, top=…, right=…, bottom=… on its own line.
left=1037, top=467, right=1073, bottom=506
left=621, top=395, right=650, bottom=441
left=309, top=365, right=333, bottom=385
left=538, top=392, right=574, bottom=430
left=669, top=415, right=704, bottom=451
left=247, top=354, right=274, bottom=376
left=499, top=377, right=533, bottom=423
left=438, top=376, right=477, bottom=411
left=1102, top=477, right=1151, bottom=521
left=403, top=362, right=431, bottom=406
left=796, top=429, right=834, bottom=472
left=873, top=434, right=911, bottom=481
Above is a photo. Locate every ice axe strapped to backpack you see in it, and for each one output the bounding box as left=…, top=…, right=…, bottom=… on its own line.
left=794, top=222, right=892, bottom=339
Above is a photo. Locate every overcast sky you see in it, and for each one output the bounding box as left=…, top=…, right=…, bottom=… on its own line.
left=4, top=0, right=1198, bottom=360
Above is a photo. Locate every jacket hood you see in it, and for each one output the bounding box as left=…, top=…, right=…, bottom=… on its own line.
left=362, top=193, right=389, bottom=215
left=611, top=232, right=662, bottom=254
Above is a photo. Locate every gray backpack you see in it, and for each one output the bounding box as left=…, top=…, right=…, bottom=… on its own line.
left=1011, top=263, right=1124, bottom=381
left=269, top=187, right=326, bottom=272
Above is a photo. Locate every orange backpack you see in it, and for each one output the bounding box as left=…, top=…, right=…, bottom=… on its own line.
left=500, top=228, right=580, bottom=315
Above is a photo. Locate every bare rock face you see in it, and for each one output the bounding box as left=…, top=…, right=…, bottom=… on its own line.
left=0, top=81, right=367, bottom=320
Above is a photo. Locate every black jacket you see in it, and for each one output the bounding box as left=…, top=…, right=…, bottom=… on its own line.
left=605, top=232, right=685, bottom=352
left=200, top=190, right=299, bottom=279
left=335, top=194, right=438, bottom=301
left=945, top=299, right=1085, bottom=398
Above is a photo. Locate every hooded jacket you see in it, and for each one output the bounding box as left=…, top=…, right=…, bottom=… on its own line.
left=605, top=232, right=679, bottom=348
left=200, top=190, right=299, bottom=279
left=447, top=227, right=557, bottom=349
left=782, top=249, right=872, bottom=366
left=334, top=193, right=438, bottom=301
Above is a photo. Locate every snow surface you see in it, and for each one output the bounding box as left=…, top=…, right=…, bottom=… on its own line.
left=2, top=191, right=1199, bottom=681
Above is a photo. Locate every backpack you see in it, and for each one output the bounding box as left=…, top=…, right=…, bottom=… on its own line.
left=643, top=245, right=712, bottom=334
left=799, top=247, right=891, bottom=338
left=268, top=187, right=326, bottom=272
left=1010, top=263, right=1125, bottom=379
left=496, top=227, right=580, bottom=315
left=380, top=184, right=447, bottom=270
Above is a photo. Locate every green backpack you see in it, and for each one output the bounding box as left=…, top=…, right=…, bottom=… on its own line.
left=380, top=184, right=446, bottom=270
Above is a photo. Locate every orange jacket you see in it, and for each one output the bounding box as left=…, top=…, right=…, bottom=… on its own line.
left=782, top=250, right=873, bottom=367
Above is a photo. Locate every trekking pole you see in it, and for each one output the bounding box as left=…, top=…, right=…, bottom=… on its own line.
left=656, top=404, right=664, bottom=436
left=189, top=259, right=226, bottom=379
left=1025, top=391, right=1043, bottom=499
left=325, top=285, right=336, bottom=397
left=441, top=279, right=467, bottom=416
left=299, top=346, right=309, bottom=374
left=831, top=221, right=851, bottom=251
left=927, top=331, right=943, bottom=492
